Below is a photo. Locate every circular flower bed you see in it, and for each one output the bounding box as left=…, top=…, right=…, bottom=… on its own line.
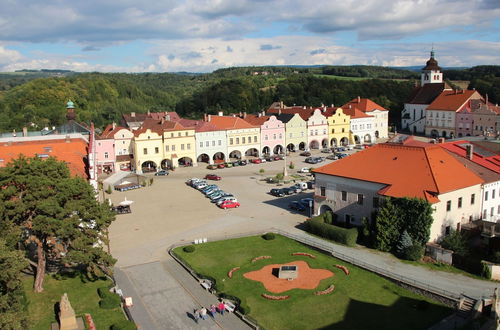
left=228, top=267, right=240, bottom=278
left=291, top=252, right=316, bottom=259
left=314, top=284, right=335, bottom=296
left=335, top=264, right=350, bottom=275
left=261, top=293, right=290, bottom=300
left=252, top=255, right=272, bottom=263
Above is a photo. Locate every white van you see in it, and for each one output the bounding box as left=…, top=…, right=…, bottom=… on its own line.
left=294, top=182, right=308, bottom=191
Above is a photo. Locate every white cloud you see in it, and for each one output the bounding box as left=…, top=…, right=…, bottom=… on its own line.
left=0, top=45, right=22, bottom=66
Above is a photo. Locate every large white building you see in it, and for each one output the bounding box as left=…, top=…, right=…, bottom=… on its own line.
left=313, top=136, right=484, bottom=242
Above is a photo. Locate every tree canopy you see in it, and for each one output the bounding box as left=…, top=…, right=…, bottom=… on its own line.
left=0, top=156, right=116, bottom=292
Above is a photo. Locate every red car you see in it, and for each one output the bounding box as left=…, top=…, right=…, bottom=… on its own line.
left=250, top=158, right=262, bottom=164
left=217, top=163, right=225, bottom=169
left=219, top=200, right=240, bottom=209
left=205, top=174, right=222, bottom=181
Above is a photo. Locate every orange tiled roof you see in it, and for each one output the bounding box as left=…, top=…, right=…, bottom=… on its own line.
left=427, top=90, right=480, bottom=111
left=208, top=115, right=258, bottom=130
left=342, top=98, right=388, bottom=112
left=242, top=114, right=271, bottom=126
left=342, top=107, right=372, bottom=119
left=0, top=138, right=88, bottom=178
left=133, top=118, right=192, bottom=136
left=98, top=124, right=128, bottom=139
left=313, top=143, right=483, bottom=203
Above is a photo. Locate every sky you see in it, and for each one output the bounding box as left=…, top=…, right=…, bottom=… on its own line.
left=0, top=0, right=499, bottom=73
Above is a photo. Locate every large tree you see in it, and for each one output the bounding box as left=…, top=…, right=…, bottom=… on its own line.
left=0, top=156, right=116, bottom=292
left=0, top=239, right=29, bottom=330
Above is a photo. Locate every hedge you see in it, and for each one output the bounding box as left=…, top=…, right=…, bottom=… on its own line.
left=99, top=293, right=121, bottom=309
left=306, top=215, right=358, bottom=247
left=183, top=245, right=195, bottom=253
left=110, top=320, right=137, bottom=330
left=262, top=233, right=275, bottom=240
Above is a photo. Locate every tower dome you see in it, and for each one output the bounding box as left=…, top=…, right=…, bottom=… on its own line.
left=66, top=100, right=76, bottom=120
left=66, top=100, right=75, bottom=109
left=422, top=50, right=441, bottom=71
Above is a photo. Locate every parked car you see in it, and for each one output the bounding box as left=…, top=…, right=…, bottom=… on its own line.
left=289, top=201, right=305, bottom=212
left=219, top=200, right=240, bottom=209
left=300, top=198, right=314, bottom=208
left=335, top=146, right=347, bottom=152
left=217, top=163, right=225, bottom=169
left=112, top=205, right=132, bottom=214
left=270, top=188, right=285, bottom=197
left=209, top=192, right=224, bottom=200
left=354, top=144, right=364, bottom=149
left=326, top=154, right=338, bottom=160
left=300, top=151, right=311, bottom=157
left=207, top=164, right=218, bottom=170
left=225, top=162, right=233, bottom=168
left=298, top=167, right=310, bottom=173
left=288, top=186, right=301, bottom=194
left=321, top=148, right=332, bottom=153
left=293, top=182, right=308, bottom=191
left=265, top=156, right=274, bottom=162
left=232, top=161, right=240, bottom=166
left=205, top=174, right=222, bottom=181
left=238, top=160, right=247, bottom=166
left=250, top=158, right=262, bottom=164
left=273, top=155, right=283, bottom=160
left=282, top=187, right=295, bottom=195
left=154, top=169, right=169, bottom=176
left=216, top=196, right=237, bottom=205
left=337, top=153, right=349, bottom=159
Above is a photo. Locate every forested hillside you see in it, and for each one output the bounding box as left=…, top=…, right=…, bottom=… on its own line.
left=0, top=65, right=498, bottom=132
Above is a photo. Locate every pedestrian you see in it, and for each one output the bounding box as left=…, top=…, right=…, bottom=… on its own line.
left=210, top=304, right=217, bottom=318
left=200, top=307, right=208, bottom=320
left=218, top=301, right=225, bottom=315
left=193, top=309, right=200, bottom=323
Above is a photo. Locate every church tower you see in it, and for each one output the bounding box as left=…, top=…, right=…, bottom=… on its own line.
left=421, top=49, right=443, bottom=86
left=66, top=100, right=76, bottom=121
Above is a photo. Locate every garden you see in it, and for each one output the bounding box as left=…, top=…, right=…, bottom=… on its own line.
left=173, top=234, right=452, bottom=330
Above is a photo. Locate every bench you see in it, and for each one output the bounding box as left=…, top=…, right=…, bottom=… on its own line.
left=223, top=300, right=236, bottom=313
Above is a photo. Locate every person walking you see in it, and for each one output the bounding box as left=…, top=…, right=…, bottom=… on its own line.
left=218, top=301, right=225, bottom=315
left=200, top=307, right=208, bottom=320
left=193, top=309, right=200, bottom=324
left=210, top=304, right=217, bottom=318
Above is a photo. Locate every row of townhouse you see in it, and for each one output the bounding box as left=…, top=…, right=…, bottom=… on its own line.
left=312, top=134, right=499, bottom=244
left=94, top=99, right=389, bottom=174
left=401, top=51, right=500, bottom=138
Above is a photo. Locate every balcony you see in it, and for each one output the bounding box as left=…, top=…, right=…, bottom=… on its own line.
left=462, top=220, right=500, bottom=238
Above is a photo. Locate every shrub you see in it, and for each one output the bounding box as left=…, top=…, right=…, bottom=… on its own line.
left=493, top=251, right=500, bottom=264
left=99, top=293, right=121, bottom=309
left=404, top=244, right=424, bottom=261
left=110, top=320, right=137, bottom=330
left=289, top=162, right=295, bottom=169
left=262, top=233, right=275, bottom=240
left=481, top=261, right=492, bottom=279
left=259, top=169, right=265, bottom=174
left=396, top=230, right=413, bottom=257
left=275, top=173, right=284, bottom=181
left=183, top=245, right=195, bottom=253
left=149, top=178, right=154, bottom=185
left=440, top=230, right=469, bottom=256
left=305, top=216, right=358, bottom=247
left=97, top=287, right=111, bottom=298
left=324, top=211, right=333, bottom=225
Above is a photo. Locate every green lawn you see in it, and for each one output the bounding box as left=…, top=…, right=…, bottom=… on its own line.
left=23, top=273, right=128, bottom=330
left=174, top=235, right=452, bottom=330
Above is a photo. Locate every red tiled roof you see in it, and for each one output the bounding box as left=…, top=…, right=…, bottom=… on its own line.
left=98, top=124, right=128, bottom=139
left=267, top=107, right=318, bottom=121
left=406, top=83, right=447, bottom=105
left=427, top=90, right=480, bottom=111
left=313, top=143, right=483, bottom=203
left=439, top=141, right=500, bottom=174
left=208, top=115, right=258, bottom=130
left=0, top=138, right=88, bottom=178
left=342, top=98, right=388, bottom=112
left=342, top=107, right=372, bottom=119
left=242, top=114, right=271, bottom=126
left=133, top=118, right=191, bottom=137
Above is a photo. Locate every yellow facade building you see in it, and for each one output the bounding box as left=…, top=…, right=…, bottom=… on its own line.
left=326, top=107, right=351, bottom=147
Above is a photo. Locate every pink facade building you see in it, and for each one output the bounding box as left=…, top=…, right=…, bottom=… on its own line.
left=243, top=114, right=285, bottom=155
left=455, top=103, right=473, bottom=137
left=95, top=124, right=118, bottom=174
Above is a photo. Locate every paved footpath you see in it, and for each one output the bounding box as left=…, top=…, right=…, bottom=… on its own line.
left=114, top=259, right=251, bottom=330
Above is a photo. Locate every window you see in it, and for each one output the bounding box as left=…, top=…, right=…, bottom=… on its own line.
left=446, top=200, right=451, bottom=212
left=171, top=133, right=174, bottom=138
left=445, top=226, right=450, bottom=235
left=172, top=145, right=175, bottom=151
left=373, top=197, right=379, bottom=208
left=200, top=142, right=203, bottom=148
left=485, top=191, right=489, bottom=201
left=187, top=144, right=191, bottom=150
left=206, top=141, right=209, bottom=147
left=320, top=187, right=326, bottom=197
left=491, top=207, right=494, bottom=216
left=242, top=137, right=246, bottom=144
left=279, top=133, right=282, bottom=139
left=104, top=152, right=108, bottom=159
left=458, top=197, right=462, bottom=208
left=178, top=132, right=181, bottom=137
left=218, top=140, right=222, bottom=146
left=181, top=144, right=184, bottom=150
left=143, top=148, right=148, bottom=155
left=493, top=190, right=496, bottom=199
left=212, top=141, right=215, bottom=147
left=323, top=129, right=327, bottom=134
left=341, top=191, right=347, bottom=201
left=332, top=129, right=335, bottom=133
left=155, top=147, right=159, bottom=154
left=273, top=134, right=276, bottom=140
left=342, top=128, right=345, bottom=133
left=165, top=145, right=169, bottom=152
left=254, top=136, right=257, bottom=142
left=483, top=209, right=487, bottom=219
left=230, top=138, right=233, bottom=145
left=471, top=194, right=475, bottom=205
left=236, top=138, right=240, bottom=144
left=185, top=132, right=188, bottom=136
left=357, top=194, right=364, bottom=205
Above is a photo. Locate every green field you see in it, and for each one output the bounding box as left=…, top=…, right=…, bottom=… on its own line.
left=23, top=273, right=128, bottom=330
left=174, top=234, right=452, bottom=330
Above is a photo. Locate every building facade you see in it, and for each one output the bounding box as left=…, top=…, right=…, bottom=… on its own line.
left=326, top=108, right=350, bottom=147
left=243, top=114, right=285, bottom=155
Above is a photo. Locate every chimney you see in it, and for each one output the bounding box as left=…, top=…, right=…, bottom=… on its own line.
left=165, top=114, right=170, bottom=121
left=465, top=144, right=473, bottom=160
left=280, top=101, right=284, bottom=109
left=438, top=137, right=445, bottom=144
left=243, top=112, right=247, bottom=118
left=65, top=134, right=71, bottom=143
left=331, top=104, right=334, bottom=108
left=486, top=94, right=489, bottom=106
left=258, top=112, right=262, bottom=118
left=278, top=109, right=281, bottom=115
left=261, top=111, right=265, bottom=117
left=131, top=112, right=136, bottom=118
left=357, top=96, right=361, bottom=103
left=303, top=106, right=306, bottom=109
left=147, top=109, right=150, bottom=115
left=112, top=122, right=116, bottom=130
left=208, top=114, right=212, bottom=122
left=430, top=139, right=437, bottom=144
left=12, top=129, right=16, bottom=137
left=204, top=113, right=207, bottom=122
left=22, top=127, right=28, bottom=137
left=349, top=104, right=352, bottom=109
left=218, top=111, right=223, bottom=116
